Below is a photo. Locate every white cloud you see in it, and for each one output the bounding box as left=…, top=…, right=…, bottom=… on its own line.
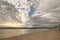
left=29, top=0, right=60, bottom=27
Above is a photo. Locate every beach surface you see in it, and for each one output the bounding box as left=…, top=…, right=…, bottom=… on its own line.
left=0, top=28, right=60, bottom=40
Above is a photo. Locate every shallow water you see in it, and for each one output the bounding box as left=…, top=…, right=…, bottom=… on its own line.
left=0, top=29, right=48, bottom=38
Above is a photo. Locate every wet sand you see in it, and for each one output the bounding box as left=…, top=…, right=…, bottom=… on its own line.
left=0, top=29, right=47, bottom=38
left=0, top=28, right=60, bottom=40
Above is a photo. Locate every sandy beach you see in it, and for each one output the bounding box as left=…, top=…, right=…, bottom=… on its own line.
left=0, top=28, right=60, bottom=40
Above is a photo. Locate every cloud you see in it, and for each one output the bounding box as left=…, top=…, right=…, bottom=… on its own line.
left=29, top=13, right=60, bottom=27
left=0, top=0, right=22, bottom=23
left=28, top=0, right=60, bottom=27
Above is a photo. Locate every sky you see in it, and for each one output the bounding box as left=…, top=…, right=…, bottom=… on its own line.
left=0, top=0, right=60, bottom=28
left=29, top=0, right=60, bottom=27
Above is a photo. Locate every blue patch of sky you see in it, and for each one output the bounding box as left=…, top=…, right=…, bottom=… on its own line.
left=29, top=6, right=35, bottom=17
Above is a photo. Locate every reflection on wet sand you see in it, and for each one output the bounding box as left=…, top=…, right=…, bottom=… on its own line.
left=0, top=29, right=48, bottom=38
